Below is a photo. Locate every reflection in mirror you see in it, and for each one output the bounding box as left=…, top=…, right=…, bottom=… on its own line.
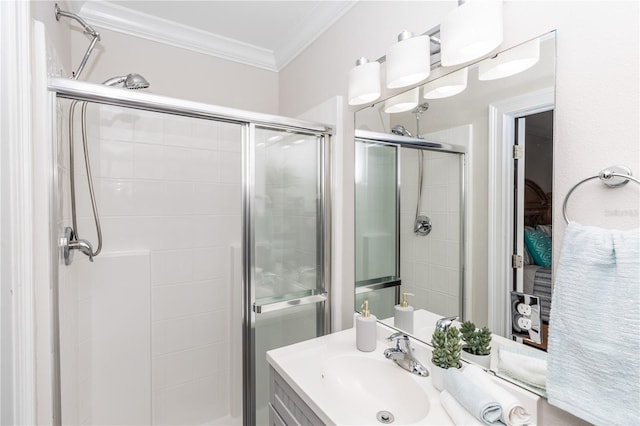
left=355, top=137, right=465, bottom=322
left=354, top=33, right=555, bottom=396
left=354, top=141, right=399, bottom=320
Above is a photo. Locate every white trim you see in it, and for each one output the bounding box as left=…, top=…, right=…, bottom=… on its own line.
left=81, top=1, right=277, bottom=71
left=0, top=1, right=36, bottom=424
left=487, top=87, right=554, bottom=337
left=79, top=1, right=357, bottom=72
left=274, top=1, right=357, bottom=70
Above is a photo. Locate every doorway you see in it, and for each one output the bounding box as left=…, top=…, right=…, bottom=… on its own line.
left=512, top=110, right=553, bottom=350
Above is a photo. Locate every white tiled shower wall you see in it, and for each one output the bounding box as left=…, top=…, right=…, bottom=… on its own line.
left=57, top=101, right=242, bottom=425
left=400, top=149, right=462, bottom=317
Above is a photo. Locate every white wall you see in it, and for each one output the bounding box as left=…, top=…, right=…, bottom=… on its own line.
left=55, top=102, right=242, bottom=425
left=70, top=27, right=279, bottom=114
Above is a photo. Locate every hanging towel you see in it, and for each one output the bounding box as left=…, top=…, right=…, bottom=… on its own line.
left=547, top=222, right=640, bottom=425
left=462, top=364, right=531, bottom=426
left=443, top=368, right=504, bottom=425
left=440, top=390, right=484, bottom=426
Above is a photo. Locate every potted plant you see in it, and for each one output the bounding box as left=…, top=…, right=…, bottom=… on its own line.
left=460, top=321, right=492, bottom=369
left=430, top=326, right=461, bottom=390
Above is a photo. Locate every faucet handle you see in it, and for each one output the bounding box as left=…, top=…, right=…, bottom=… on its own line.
left=435, top=316, right=458, bottom=332
left=386, top=332, right=409, bottom=342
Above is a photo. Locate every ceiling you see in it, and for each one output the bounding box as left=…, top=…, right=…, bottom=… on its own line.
left=75, top=1, right=357, bottom=72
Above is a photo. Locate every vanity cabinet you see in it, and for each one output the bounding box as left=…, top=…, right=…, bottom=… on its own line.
left=269, top=368, right=325, bottom=426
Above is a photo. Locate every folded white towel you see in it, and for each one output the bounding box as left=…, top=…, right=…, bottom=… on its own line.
left=443, top=368, right=503, bottom=425
left=462, top=364, right=531, bottom=426
left=440, top=390, right=484, bottom=426
left=547, top=222, right=640, bottom=425
left=497, top=345, right=547, bottom=391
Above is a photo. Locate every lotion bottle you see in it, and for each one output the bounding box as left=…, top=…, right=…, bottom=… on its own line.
left=356, top=300, right=377, bottom=352
left=394, top=292, right=414, bottom=334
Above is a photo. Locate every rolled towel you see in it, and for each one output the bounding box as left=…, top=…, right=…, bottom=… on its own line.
left=443, top=368, right=503, bottom=425
left=462, top=364, right=531, bottom=426
left=497, top=345, right=547, bottom=390
left=440, top=390, right=484, bottom=426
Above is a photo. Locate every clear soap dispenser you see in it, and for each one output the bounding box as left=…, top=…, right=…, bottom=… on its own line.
left=356, top=300, right=377, bottom=352
left=394, top=292, right=414, bottom=333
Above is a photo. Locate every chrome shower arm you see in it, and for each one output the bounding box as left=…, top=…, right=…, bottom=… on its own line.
left=55, top=3, right=101, bottom=80
left=102, top=76, right=127, bottom=87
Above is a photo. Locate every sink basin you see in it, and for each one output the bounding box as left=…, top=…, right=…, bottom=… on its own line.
left=320, top=354, right=430, bottom=425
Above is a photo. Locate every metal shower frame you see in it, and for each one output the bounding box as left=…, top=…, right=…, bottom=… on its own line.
left=354, top=129, right=467, bottom=316
left=48, top=77, right=333, bottom=426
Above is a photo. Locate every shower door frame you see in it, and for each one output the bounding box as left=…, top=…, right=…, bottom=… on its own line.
left=48, top=78, right=332, bottom=426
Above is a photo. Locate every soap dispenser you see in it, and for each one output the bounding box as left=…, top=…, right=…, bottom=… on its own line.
left=394, top=292, right=414, bottom=333
left=356, top=300, right=377, bottom=352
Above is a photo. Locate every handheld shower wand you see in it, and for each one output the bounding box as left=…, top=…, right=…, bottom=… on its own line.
left=64, top=73, right=151, bottom=265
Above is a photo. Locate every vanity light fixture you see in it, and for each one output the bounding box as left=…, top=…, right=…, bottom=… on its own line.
left=348, top=57, right=381, bottom=106
left=478, top=37, right=540, bottom=80
left=384, top=87, right=419, bottom=113
left=386, top=31, right=431, bottom=89
left=423, top=67, right=468, bottom=99
left=440, top=0, right=503, bottom=66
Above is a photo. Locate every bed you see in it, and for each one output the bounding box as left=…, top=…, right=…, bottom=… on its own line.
left=522, top=179, right=553, bottom=324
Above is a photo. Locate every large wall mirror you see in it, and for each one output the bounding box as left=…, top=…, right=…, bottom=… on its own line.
left=354, top=32, right=556, bottom=394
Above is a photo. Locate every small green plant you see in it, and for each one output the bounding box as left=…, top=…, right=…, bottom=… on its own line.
left=460, top=321, right=492, bottom=356
left=431, top=327, right=461, bottom=369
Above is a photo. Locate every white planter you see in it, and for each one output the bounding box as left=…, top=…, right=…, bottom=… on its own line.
left=430, top=361, right=447, bottom=391
left=461, top=348, right=491, bottom=369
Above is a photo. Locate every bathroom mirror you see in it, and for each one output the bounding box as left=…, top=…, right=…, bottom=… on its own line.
left=354, top=33, right=555, bottom=393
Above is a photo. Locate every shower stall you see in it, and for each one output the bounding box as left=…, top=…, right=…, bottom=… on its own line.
left=48, top=78, right=331, bottom=426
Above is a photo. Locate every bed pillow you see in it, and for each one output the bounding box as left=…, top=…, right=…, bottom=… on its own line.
left=524, top=229, right=552, bottom=267
left=536, top=224, right=552, bottom=238
left=523, top=244, right=534, bottom=265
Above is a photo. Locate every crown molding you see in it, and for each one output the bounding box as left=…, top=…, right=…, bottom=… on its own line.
left=275, top=1, right=357, bottom=70
left=80, top=1, right=278, bottom=71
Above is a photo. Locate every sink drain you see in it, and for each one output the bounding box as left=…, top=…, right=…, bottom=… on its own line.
left=376, top=411, right=395, bottom=424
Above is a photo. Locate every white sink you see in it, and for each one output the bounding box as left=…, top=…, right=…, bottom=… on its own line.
left=267, top=326, right=453, bottom=425
left=320, top=354, right=430, bottom=424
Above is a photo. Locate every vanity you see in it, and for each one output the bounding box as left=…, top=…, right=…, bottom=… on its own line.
left=267, top=320, right=541, bottom=425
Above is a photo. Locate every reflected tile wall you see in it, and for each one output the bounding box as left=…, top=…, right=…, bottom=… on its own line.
left=401, top=149, right=462, bottom=318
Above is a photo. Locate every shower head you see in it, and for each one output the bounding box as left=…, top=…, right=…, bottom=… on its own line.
left=102, top=73, right=150, bottom=89
left=391, top=125, right=413, bottom=137
left=412, top=102, right=430, bottom=115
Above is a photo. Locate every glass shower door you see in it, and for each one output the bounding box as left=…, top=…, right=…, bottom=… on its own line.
left=246, top=126, right=330, bottom=425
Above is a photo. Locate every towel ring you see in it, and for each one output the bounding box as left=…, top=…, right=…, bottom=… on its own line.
left=562, top=165, right=640, bottom=223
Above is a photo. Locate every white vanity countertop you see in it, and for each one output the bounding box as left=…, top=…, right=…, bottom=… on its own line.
left=267, top=324, right=453, bottom=425
left=267, top=321, right=541, bottom=425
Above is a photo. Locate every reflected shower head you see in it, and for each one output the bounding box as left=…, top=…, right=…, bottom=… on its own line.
left=391, top=125, right=413, bottom=137
left=412, top=102, right=429, bottom=115
left=102, top=73, right=150, bottom=89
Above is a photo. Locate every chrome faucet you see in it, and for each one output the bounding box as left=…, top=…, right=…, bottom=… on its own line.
left=383, top=332, right=429, bottom=377
left=435, top=316, right=458, bottom=332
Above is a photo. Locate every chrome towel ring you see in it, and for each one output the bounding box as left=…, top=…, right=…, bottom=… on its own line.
left=562, top=165, right=640, bottom=224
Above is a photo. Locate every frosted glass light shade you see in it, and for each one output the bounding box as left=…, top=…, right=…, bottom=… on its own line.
left=386, top=34, right=431, bottom=89
left=423, top=68, right=468, bottom=99
left=478, top=38, right=540, bottom=80
left=384, top=87, right=419, bottom=113
left=348, top=58, right=381, bottom=106
left=440, top=0, right=503, bottom=66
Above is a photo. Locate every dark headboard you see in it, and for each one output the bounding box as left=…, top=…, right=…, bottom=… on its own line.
left=524, top=179, right=552, bottom=227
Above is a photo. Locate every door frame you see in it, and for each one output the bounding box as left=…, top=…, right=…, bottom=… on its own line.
left=487, top=87, right=554, bottom=337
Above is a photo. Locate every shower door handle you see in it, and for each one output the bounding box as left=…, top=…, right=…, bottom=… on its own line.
left=253, top=292, right=327, bottom=314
